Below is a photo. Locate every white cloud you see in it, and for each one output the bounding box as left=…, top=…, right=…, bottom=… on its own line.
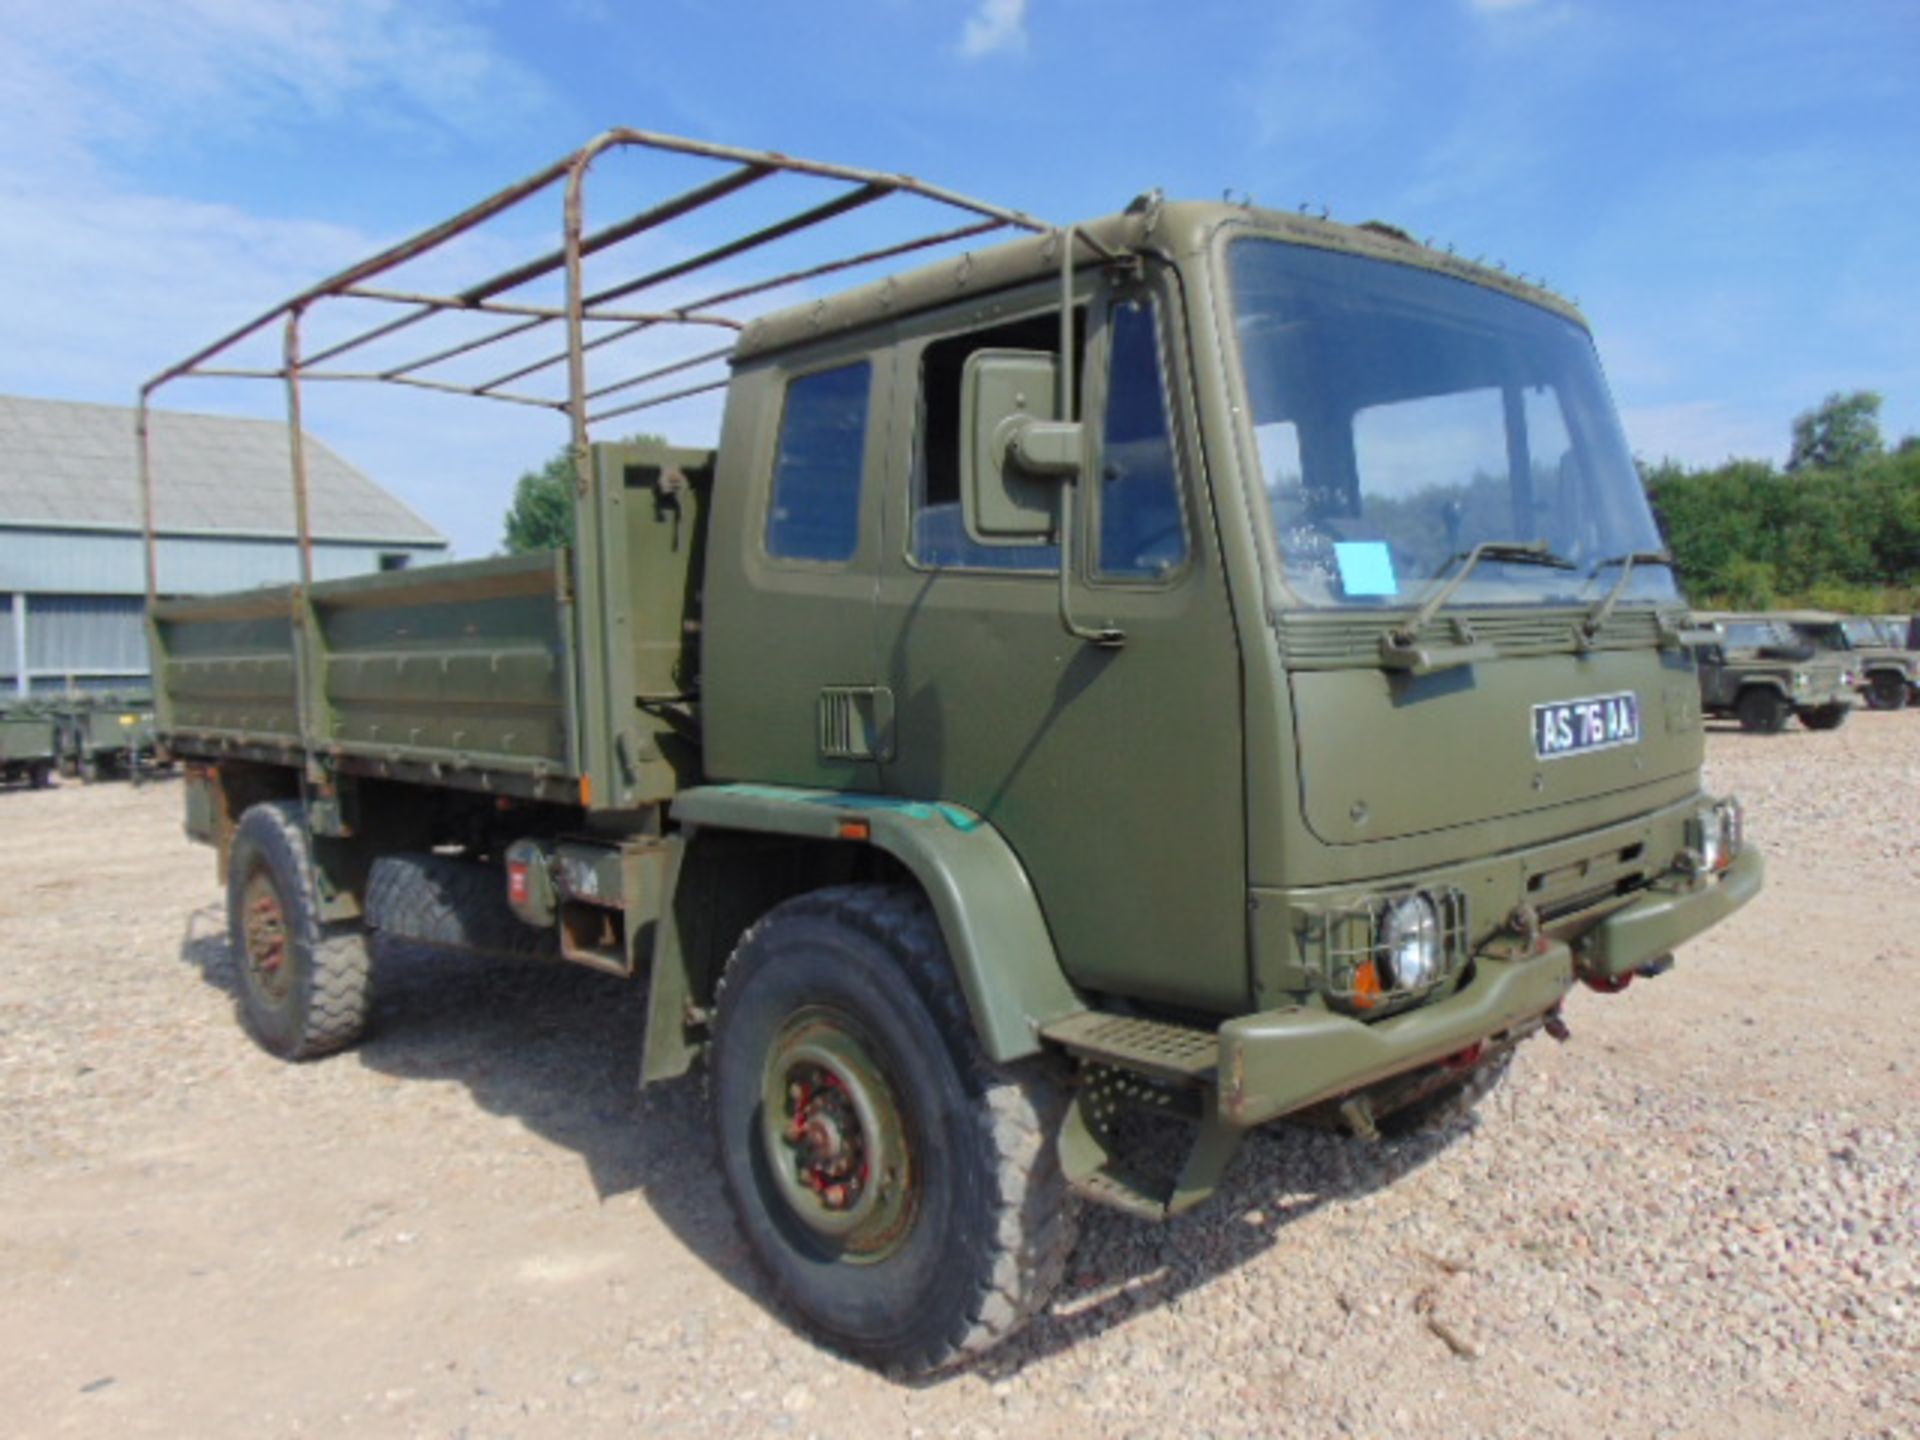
left=0, top=2, right=582, bottom=557
left=0, top=0, right=548, bottom=174
left=960, top=0, right=1029, bottom=59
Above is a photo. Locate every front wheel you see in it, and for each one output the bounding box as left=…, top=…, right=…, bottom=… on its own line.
left=1736, top=687, right=1789, bottom=734
left=1866, top=672, right=1909, bottom=710
left=1799, top=703, right=1851, bottom=731
left=709, top=885, right=1077, bottom=1375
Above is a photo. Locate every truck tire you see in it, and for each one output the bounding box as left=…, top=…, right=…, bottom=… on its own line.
left=1376, top=1050, right=1515, bottom=1139
left=226, top=801, right=371, bottom=1060
left=709, top=884, right=1078, bottom=1375
left=365, top=852, right=558, bottom=962
left=1735, top=687, right=1788, bottom=734
left=29, top=762, right=51, bottom=789
left=1866, top=672, right=1908, bottom=710
left=1799, top=703, right=1850, bottom=731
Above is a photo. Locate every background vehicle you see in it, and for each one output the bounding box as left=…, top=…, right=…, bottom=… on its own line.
left=51, top=691, right=164, bottom=782
left=1689, top=613, right=1855, bottom=732
left=0, top=699, right=56, bottom=788
left=1776, top=610, right=1915, bottom=711
left=143, top=130, right=1759, bottom=1373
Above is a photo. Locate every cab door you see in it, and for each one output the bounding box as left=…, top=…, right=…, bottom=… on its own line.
left=872, top=272, right=1248, bottom=1014
left=701, top=342, right=891, bottom=789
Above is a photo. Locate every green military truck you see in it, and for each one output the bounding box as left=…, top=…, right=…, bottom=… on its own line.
left=0, top=699, right=57, bottom=789
left=1689, top=613, right=1856, bottom=733
left=52, top=691, right=163, bottom=782
left=1774, top=610, right=1916, bottom=712
left=143, top=130, right=1761, bottom=1373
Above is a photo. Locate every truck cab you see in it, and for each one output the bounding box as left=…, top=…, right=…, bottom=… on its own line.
left=704, top=201, right=1751, bottom=1031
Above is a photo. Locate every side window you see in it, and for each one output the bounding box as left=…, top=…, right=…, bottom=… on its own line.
left=1097, top=300, right=1187, bottom=578
left=765, top=361, right=870, bottom=562
left=912, top=310, right=1076, bottom=571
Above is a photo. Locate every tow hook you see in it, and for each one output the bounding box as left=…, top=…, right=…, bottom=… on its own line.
left=1542, top=1008, right=1570, bottom=1043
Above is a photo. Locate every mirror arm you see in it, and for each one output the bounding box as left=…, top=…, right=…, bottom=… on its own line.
left=1048, top=225, right=1123, bottom=649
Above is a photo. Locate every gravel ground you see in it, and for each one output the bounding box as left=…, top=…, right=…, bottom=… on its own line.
left=0, top=716, right=1915, bottom=1439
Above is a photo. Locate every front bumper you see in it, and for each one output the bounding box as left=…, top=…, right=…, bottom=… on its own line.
left=1216, top=847, right=1764, bottom=1128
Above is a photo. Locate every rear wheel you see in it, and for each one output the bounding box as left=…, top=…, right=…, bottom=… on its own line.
left=1735, top=687, right=1788, bottom=734
left=1799, top=703, right=1851, bottom=731
left=709, top=884, right=1077, bottom=1375
left=28, top=762, right=52, bottom=789
left=1866, top=672, right=1909, bottom=710
left=226, top=801, right=371, bottom=1060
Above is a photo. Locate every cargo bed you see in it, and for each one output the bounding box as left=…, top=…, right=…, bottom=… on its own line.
left=151, top=441, right=711, bottom=809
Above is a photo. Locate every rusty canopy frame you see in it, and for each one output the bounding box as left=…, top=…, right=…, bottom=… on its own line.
left=136, top=127, right=1066, bottom=604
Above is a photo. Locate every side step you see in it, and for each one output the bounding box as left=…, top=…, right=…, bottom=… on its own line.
left=1042, top=1011, right=1239, bottom=1221
left=1042, top=1010, right=1220, bottom=1083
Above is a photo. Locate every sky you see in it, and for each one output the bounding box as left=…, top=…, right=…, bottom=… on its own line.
left=0, top=0, right=1915, bottom=559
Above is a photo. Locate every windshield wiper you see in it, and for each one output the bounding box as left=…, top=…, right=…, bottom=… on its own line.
left=1579, top=551, right=1672, bottom=641
left=1390, top=540, right=1577, bottom=647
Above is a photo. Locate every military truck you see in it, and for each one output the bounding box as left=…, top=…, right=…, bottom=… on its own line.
left=52, top=691, right=163, bottom=782
left=142, top=130, right=1760, bottom=1373
left=1773, top=610, right=1915, bottom=711
left=1689, top=613, right=1855, bottom=732
left=0, top=699, right=57, bottom=789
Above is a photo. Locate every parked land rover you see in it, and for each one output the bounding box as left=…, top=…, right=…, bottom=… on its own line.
left=1690, top=613, right=1855, bottom=733
left=1776, top=610, right=1916, bottom=711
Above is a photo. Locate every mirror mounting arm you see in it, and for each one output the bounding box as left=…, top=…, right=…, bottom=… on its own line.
left=1049, top=224, right=1124, bottom=649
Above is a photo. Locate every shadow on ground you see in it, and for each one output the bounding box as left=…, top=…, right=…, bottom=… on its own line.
left=176, top=904, right=1474, bottom=1383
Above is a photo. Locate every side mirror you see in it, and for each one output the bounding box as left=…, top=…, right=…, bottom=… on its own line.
left=961, top=349, right=1081, bottom=546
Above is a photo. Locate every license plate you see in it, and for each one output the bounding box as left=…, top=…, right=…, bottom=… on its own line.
left=1532, top=692, right=1641, bottom=760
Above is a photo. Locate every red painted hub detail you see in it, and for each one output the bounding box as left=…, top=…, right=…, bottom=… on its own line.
left=786, top=1071, right=868, bottom=1211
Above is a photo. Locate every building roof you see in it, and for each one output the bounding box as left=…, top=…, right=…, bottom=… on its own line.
left=0, top=395, right=443, bottom=545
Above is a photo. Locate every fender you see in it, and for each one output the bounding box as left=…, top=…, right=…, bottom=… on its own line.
left=643, top=782, right=1083, bottom=1081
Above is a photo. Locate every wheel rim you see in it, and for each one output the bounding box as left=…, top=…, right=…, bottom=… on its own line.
left=240, top=870, right=294, bottom=1004
left=759, top=1007, right=916, bottom=1262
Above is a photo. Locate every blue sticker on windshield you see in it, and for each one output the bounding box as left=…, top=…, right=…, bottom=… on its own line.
left=1334, top=542, right=1397, bottom=597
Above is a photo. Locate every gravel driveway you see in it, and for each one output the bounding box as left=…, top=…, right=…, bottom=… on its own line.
left=0, top=717, right=1914, bottom=1438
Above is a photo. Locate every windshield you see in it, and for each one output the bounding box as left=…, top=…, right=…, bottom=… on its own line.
left=1228, top=237, right=1675, bottom=611
left=1725, top=620, right=1795, bottom=650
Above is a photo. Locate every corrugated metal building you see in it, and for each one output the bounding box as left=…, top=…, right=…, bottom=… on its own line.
left=1, top=395, right=447, bottom=695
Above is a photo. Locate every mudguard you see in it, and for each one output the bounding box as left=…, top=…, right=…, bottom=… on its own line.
left=647, top=783, right=1083, bottom=1078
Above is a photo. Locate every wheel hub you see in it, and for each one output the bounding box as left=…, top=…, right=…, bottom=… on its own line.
left=240, top=872, right=293, bottom=1003
left=761, top=1013, right=916, bottom=1258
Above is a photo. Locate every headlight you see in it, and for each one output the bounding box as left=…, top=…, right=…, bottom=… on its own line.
left=1379, top=893, right=1442, bottom=989
left=1696, top=813, right=1725, bottom=873
left=1794, top=671, right=1809, bottom=688
left=1715, top=797, right=1743, bottom=866
left=1689, top=798, right=1743, bottom=874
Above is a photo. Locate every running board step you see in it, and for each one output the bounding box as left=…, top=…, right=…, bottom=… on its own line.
left=1056, top=1075, right=1242, bottom=1221
left=1042, top=1011, right=1219, bottom=1085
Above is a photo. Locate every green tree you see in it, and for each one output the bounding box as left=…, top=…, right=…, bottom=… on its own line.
left=1787, top=390, right=1884, bottom=473
left=501, top=434, right=669, bottom=553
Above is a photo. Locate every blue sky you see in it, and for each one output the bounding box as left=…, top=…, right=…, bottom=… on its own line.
left=1, top=0, right=1915, bottom=558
